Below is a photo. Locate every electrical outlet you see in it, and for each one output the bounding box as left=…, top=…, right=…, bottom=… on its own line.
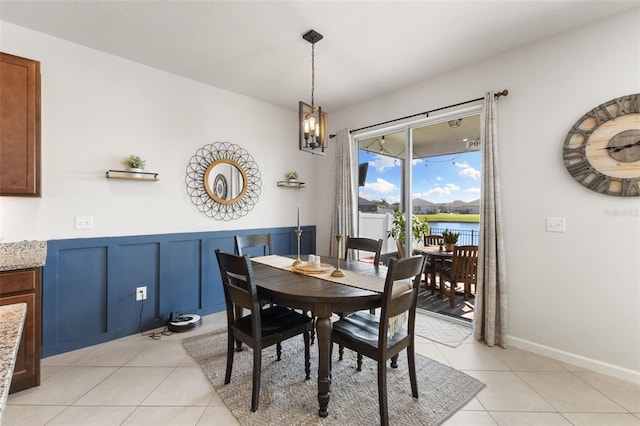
left=75, top=215, right=94, bottom=230
left=136, top=286, right=147, bottom=301
left=546, top=217, right=566, bottom=233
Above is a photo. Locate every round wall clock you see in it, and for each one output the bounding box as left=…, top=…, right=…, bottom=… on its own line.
left=213, top=174, right=228, bottom=199
left=563, top=93, right=640, bottom=196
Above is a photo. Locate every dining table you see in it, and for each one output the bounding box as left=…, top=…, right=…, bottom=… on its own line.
left=412, top=245, right=453, bottom=298
left=250, top=254, right=388, bottom=418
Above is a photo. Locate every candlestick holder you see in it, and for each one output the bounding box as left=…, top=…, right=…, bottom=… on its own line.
left=331, top=234, right=345, bottom=277
left=293, top=229, right=303, bottom=266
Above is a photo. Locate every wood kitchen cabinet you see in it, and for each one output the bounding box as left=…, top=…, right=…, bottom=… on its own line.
left=0, top=268, right=41, bottom=393
left=0, top=52, right=41, bottom=196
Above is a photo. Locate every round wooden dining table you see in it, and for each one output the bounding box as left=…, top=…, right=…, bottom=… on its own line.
left=251, top=258, right=386, bottom=418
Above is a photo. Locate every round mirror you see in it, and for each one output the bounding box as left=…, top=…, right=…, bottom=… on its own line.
left=186, top=141, right=261, bottom=220
left=204, top=159, right=247, bottom=204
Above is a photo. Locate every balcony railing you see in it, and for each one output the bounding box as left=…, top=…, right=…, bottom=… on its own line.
left=428, top=227, right=479, bottom=246
left=357, top=212, right=479, bottom=254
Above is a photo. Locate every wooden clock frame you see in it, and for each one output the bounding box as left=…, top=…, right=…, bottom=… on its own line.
left=562, top=94, right=640, bottom=197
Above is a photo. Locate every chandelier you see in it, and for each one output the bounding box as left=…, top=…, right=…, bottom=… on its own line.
left=299, top=29, right=328, bottom=154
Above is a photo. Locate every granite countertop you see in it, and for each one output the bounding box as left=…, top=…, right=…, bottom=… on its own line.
left=0, top=303, right=27, bottom=423
left=0, top=240, right=47, bottom=272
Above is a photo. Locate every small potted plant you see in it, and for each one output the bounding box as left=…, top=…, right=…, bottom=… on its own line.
left=125, top=155, right=146, bottom=176
left=285, top=171, right=298, bottom=182
left=441, top=229, right=459, bottom=252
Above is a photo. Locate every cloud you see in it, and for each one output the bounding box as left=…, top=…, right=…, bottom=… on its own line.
left=364, top=178, right=396, bottom=194
left=455, top=161, right=480, bottom=180
left=465, top=187, right=481, bottom=194
left=420, top=183, right=460, bottom=198
left=368, top=154, right=398, bottom=172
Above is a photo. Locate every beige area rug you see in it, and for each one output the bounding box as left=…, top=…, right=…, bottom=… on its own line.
left=183, top=329, right=484, bottom=425
left=414, top=311, right=473, bottom=348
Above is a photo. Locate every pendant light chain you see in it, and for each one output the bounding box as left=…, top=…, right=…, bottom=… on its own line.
left=310, top=43, right=315, bottom=108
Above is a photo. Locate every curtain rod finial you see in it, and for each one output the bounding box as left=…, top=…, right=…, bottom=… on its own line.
left=496, top=89, right=509, bottom=97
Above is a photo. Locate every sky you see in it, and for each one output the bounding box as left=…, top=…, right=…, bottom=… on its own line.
left=358, top=149, right=481, bottom=205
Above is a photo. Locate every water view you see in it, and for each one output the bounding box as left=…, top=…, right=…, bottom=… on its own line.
left=427, top=222, right=480, bottom=246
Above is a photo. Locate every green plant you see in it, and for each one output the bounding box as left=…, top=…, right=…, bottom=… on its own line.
left=387, top=211, right=429, bottom=244
left=125, top=155, right=146, bottom=169
left=441, top=229, right=459, bottom=244
left=285, top=171, right=298, bottom=180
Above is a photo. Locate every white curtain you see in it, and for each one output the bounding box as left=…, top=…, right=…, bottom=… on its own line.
left=474, top=91, right=508, bottom=348
left=330, top=129, right=357, bottom=259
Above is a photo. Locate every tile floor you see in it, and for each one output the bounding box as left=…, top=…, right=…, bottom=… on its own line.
left=4, top=311, right=640, bottom=425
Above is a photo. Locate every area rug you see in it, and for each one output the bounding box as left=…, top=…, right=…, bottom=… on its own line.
left=183, top=329, right=484, bottom=425
left=414, top=311, right=473, bottom=348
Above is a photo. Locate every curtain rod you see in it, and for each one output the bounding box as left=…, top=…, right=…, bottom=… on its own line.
left=340, top=89, right=509, bottom=135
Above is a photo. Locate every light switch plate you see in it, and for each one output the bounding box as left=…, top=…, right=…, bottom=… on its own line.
left=75, top=216, right=94, bottom=230
left=546, top=217, right=566, bottom=233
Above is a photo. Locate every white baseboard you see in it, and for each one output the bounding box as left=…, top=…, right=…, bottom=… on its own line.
left=507, top=335, right=640, bottom=384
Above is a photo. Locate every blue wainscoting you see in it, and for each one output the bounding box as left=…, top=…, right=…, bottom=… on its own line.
left=42, top=226, right=316, bottom=357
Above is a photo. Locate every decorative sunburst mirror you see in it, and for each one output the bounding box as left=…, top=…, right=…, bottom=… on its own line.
left=185, top=142, right=261, bottom=220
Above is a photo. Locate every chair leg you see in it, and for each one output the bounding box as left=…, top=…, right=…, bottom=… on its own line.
left=390, top=353, right=399, bottom=368
left=276, top=342, right=282, bottom=361
left=234, top=306, right=243, bottom=352
left=304, top=331, right=311, bottom=380
left=378, top=361, right=389, bottom=426
left=251, top=345, right=262, bottom=412
left=407, top=345, right=419, bottom=398
left=225, top=333, right=235, bottom=385
left=449, top=282, right=455, bottom=308
left=356, top=353, right=363, bottom=371
left=339, top=344, right=344, bottom=361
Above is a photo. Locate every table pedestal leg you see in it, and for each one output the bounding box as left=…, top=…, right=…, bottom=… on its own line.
left=315, top=313, right=331, bottom=417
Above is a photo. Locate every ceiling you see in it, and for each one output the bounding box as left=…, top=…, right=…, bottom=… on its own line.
left=359, top=114, right=481, bottom=159
left=1, top=0, right=637, bottom=114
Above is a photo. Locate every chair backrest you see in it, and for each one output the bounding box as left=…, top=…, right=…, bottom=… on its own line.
left=379, top=255, right=425, bottom=342
left=215, top=249, right=261, bottom=328
left=449, top=245, right=479, bottom=285
left=235, top=233, right=273, bottom=257
left=394, top=239, right=406, bottom=259
left=344, top=236, right=383, bottom=265
left=423, top=234, right=441, bottom=246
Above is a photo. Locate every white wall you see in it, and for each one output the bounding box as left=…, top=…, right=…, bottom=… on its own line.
left=323, top=10, right=640, bottom=382
left=0, top=22, right=321, bottom=241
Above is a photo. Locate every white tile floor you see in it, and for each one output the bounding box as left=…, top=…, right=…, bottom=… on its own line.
left=4, top=311, right=640, bottom=425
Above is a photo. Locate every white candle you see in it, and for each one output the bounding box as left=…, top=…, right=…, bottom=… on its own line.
left=337, top=205, right=341, bottom=235
left=297, top=205, right=300, bottom=231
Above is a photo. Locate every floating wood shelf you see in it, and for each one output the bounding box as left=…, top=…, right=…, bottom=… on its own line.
left=277, top=180, right=305, bottom=188
left=106, top=170, right=159, bottom=181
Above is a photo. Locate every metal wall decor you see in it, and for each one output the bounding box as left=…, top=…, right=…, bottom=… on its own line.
left=185, top=142, right=261, bottom=220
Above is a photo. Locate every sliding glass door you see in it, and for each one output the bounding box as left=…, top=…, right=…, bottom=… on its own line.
left=355, top=106, right=482, bottom=322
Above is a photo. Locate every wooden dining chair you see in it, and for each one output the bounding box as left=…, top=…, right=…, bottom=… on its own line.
left=235, top=233, right=273, bottom=257
left=331, top=255, right=426, bottom=426
left=439, top=245, right=478, bottom=308
left=215, top=249, right=313, bottom=412
left=233, top=233, right=275, bottom=348
left=344, top=236, right=383, bottom=266
left=340, top=236, right=384, bottom=324
left=422, top=234, right=445, bottom=294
